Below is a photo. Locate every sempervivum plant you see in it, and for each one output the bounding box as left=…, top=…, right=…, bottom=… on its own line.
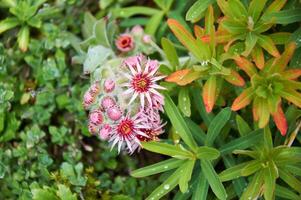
left=231, top=42, right=301, bottom=135
left=83, top=54, right=166, bottom=153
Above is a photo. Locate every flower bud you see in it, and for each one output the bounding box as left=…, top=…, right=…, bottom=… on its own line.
left=99, top=124, right=112, bottom=140
left=89, top=110, right=103, bottom=125
left=104, top=79, right=115, bottom=93
left=83, top=91, right=95, bottom=109
left=107, top=106, right=122, bottom=121
left=101, top=96, right=116, bottom=110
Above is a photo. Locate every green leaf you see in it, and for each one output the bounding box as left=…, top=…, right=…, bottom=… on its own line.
left=248, top=0, right=268, bottom=22
left=219, top=162, right=249, bottom=182
left=145, top=165, right=182, bottom=200
left=179, top=160, right=195, bottom=193
left=154, top=0, right=173, bottom=11
left=241, top=171, right=264, bottom=199
left=17, top=26, right=30, bottom=52
left=219, top=129, right=262, bottom=155
left=161, top=37, right=179, bottom=70
left=112, top=6, right=160, bottom=18
left=93, top=19, right=110, bottom=47
left=32, top=188, right=59, bottom=200
left=263, top=9, right=301, bottom=24
left=167, top=19, right=203, bottom=61
left=185, top=118, right=206, bottom=145
left=241, top=160, right=262, bottom=176
left=164, top=94, right=198, bottom=151
left=178, top=88, right=191, bottom=117
left=145, top=11, right=164, bottom=35
left=206, top=107, right=231, bottom=146
left=0, top=17, right=19, bottom=34
left=185, top=0, right=215, bottom=22
left=131, top=158, right=185, bottom=178
left=142, top=141, right=194, bottom=159
left=83, top=45, right=112, bottom=74
left=242, top=32, right=258, bottom=56
left=263, top=126, right=273, bottom=150
left=275, top=184, right=301, bottom=200
left=235, top=114, right=252, bottom=136
left=57, top=184, right=77, bottom=200
left=279, top=169, right=301, bottom=194
left=196, top=146, right=220, bottom=160
left=82, top=12, right=96, bottom=39
left=263, top=161, right=277, bottom=200
left=192, top=172, right=209, bottom=200
left=201, top=159, right=227, bottom=200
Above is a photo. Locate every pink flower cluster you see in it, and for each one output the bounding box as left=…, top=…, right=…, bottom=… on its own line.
left=83, top=55, right=166, bottom=153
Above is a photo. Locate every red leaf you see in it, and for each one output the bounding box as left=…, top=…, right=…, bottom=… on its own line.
left=231, top=87, right=253, bottom=111
left=272, top=103, right=287, bottom=136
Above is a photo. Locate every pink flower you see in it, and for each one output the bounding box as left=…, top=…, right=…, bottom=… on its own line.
left=101, top=96, right=116, bottom=110
left=109, top=115, right=149, bottom=153
left=122, top=56, right=166, bottom=108
left=89, top=110, right=103, bottom=125
left=99, top=124, right=112, bottom=140
left=107, top=106, right=123, bottom=121
left=115, top=34, right=135, bottom=52
left=104, top=79, right=115, bottom=93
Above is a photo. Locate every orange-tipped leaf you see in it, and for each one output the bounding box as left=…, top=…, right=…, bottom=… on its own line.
left=272, top=103, right=287, bottom=136
left=202, top=76, right=217, bottom=113
left=224, top=69, right=245, bottom=86
left=231, top=87, right=254, bottom=111
left=234, top=56, right=257, bottom=77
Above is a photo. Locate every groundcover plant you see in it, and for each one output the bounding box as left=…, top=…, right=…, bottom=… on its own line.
left=0, top=0, right=301, bottom=199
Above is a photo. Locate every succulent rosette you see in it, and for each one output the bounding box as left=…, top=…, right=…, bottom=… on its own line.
left=83, top=54, right=166, bottom=153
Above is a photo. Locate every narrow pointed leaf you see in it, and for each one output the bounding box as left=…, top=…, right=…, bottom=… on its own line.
left=18, top=26, right=30, bottom=52
left=201, top=159, right=227, bottom=200
left=146, top=165, right=182, bottom=200
left=264, top=162, right=277, bottom=200
left=131, top=158, right=185, bottom=178
left=270, top=42, right=296, bottom=72
left=167, top=19, right=203, bottom=60
left=219, top=129, right=262, bottom=155
left=224, top=69, right=245, bottom=86
left=241, top=160, right=262, bottom=176
left=272, top=103, right=287, bottom=136
left=275, top=185, right=301, bottom=200
left=252, top=45, right=265, bottom=69
left=231, top=87, right=254, bottom=111
left=257, top=99, right=270, bottom=128
left=257, top=35, right=280, bottom=57
left=142, top=141, right=193, bottom=159
left=192, top=172, right=209, bottom=200
left=196, top=146, right=220, bottom=160
left=186, top=0, right=215, bottom=22
left=178, top=88, right=191, bottom=117
left=279, top=89, right=301, bottom=108
left=0, top=17, right=19, bottom=34
left=161, top=37, right=179, bottom=70
left=243, top=32, right=258, bottom=56
left=241, top=171, right=264, bottom=199
left=264, top=0, right=287, bottom=14
left=206, top=107, right=231, bottom=146
left=281, top=69, right=301, bottom=80
left=263, top=9, right=301, bottom=24
left=236, top=114, right=252, bottom=136
left=202, top=76, right=217, bottom=113
left=248, top=0, right=268, bottom=22
left=179, top=160, right=195, bottom=193
left=164, top=94, right=198, bottom=151
left=269, top=32, right=291, bottom=44
left=219, top=162, right=249, bottom=182
left=234, top=56, right=257, bottom=77
left=279, top=169, right=301, bottom=194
